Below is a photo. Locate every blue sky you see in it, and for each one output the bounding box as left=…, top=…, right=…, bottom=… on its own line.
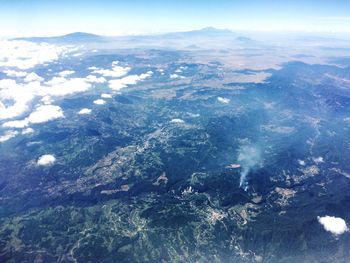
left=1, top=0, right=350, bottom=37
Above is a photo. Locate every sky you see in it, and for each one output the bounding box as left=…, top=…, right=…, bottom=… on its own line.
left=1, top=0, right=350, bottom=37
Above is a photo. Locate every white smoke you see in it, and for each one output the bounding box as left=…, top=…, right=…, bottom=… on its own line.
left=237, top=145, right=262, bottom=191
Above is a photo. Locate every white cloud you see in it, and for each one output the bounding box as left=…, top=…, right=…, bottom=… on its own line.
left=170, top=73, right=185, bottom=79
left=58, top=70, right=75, bottom=77
left=27, top=105, right=64, bottom=124
left=101, top=93, right=112, bottom=99
left=2, top=119, right=28, bottom=128
left=3, top=105, right=64, bottom=128
left=24, top=72, right=44, bottom=82
left=170, top=118, right=185, bottom=124
left=92, top=62, right=130, bottom=78
left=41, top=95, right=53, bottom=105
left=0, top=79, right=35, bottom=119
left=318, top=216, right=349, bottom=235
left=0, top=130, right=18, bottom=143
left=170, top=74, right=179, bottom=79
left=0, top=40, right=68, bottom=69
left=109, top=72, right=152, bottom=91
left=93, top=99, right=106, bottom=105
left=85, top=75, right=106, bottom=83
left=0, top=76, right=91, bottom=121
left=78, top=108, right=92, bottom=115
left=37, top=154, right=56, bottom=166
left=313, top=156, right=324, bottom=164
left=45, top=76, right=66, bottom=86
left=4, top=70, right=27, bottom=78
left=44, top=78, right=91, bottom=96
left=217, top=97, right=231, bottom=104
left=298, top=160, right=306, bottom=166
left=0, top=41, right=90, bottom=122
left=22, top=127, right=34, bottom=134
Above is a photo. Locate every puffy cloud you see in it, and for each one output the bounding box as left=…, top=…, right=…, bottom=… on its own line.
left=109, top=72, right=153, bottom=91
left=44, top=77, right=91, bottom=96
left=85, top=75, right=106, bottom=83
left=318, top=216, right=348, bottom=235
left=170, top=73, right=185, bottom=79
left=2, top=119, right=28, bottom=128
left=298, top=160, right=306, bottom=166
left=3, top=105, right=64, bottom=128
left=22, top=127, right=34, bottom=134
left=0, top=130, right=18, bottom=143
left=41, top=95, right=53, bottom=105
left=313, top=156, right=324, bottom=164
left=92, top=61, right=130, bottom=78
left=93, top=99, right=106, bottom=105
left=3, top=70, right=27, bottom=77
left=37, top=154, right=56, bottom=166
left=24, top=72, right=44, bottom=82
left=0, top=76, right=91, bottom=121
left=58, top=70, right=75, bottom=77
left=78, top=108, right=92, bottom=115
left=0, top=79, right=35, bottom=119
left=217, top=97, right=230, bottom=104
left=0, top=40, right=68, bottom=69
left=170, top=118, right=185, bottom=124
left=101, top=93, right=112, bottom=99
left=0, top=41, right=90, bottom=122
left=27, top=105, right=64, bottom=123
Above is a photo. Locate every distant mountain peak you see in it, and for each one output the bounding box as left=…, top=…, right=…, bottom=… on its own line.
left=61, top=32, right=101, bottom=38
left=13, top=32, right=105, bottom=43
left=198, top=27, right=232, bottom=33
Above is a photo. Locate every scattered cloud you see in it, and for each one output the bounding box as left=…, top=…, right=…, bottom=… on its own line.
left=22, top=127, right=34, bottom=134
left=318, top=216, right=349, bottom=235
left=92, top=61, right=130, bottom=78
left=0, top=41, right=93, bottom=124
left=313, top=156, right=324, bottom=164
left=93, top=99, right=106, bottom=105
left=44, top=77, right=91, bottom=96
left=298, top=160, right=306, bottom=166
left=217, top=97, right=230, bottom=104
left=170, top=73, right=185, bottom=79
left=0, top=79, right=35, bottom=119
left=37, top=154, right=56, bottom=166
left=101, top=93, right=112, bottom=99
left=0, top=130, right=18, bottom=143
left=4, top=69, right=27, bottom=78
left=0, top=40, right=68, bottom=69
left=58, top=70, right=75, bottom=77
left=3, top=105, right=64, bottom=128
left=27, top=105, right=64, bottom=124
left=85, top=75, right=106, bottom=83
left=24, top=72, right=44, bottom=82
left=170, top=118, right=185, bottom=124
left=78, top=108, right=92, bottom=115
left=109, top=71, right=152, bottom=90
